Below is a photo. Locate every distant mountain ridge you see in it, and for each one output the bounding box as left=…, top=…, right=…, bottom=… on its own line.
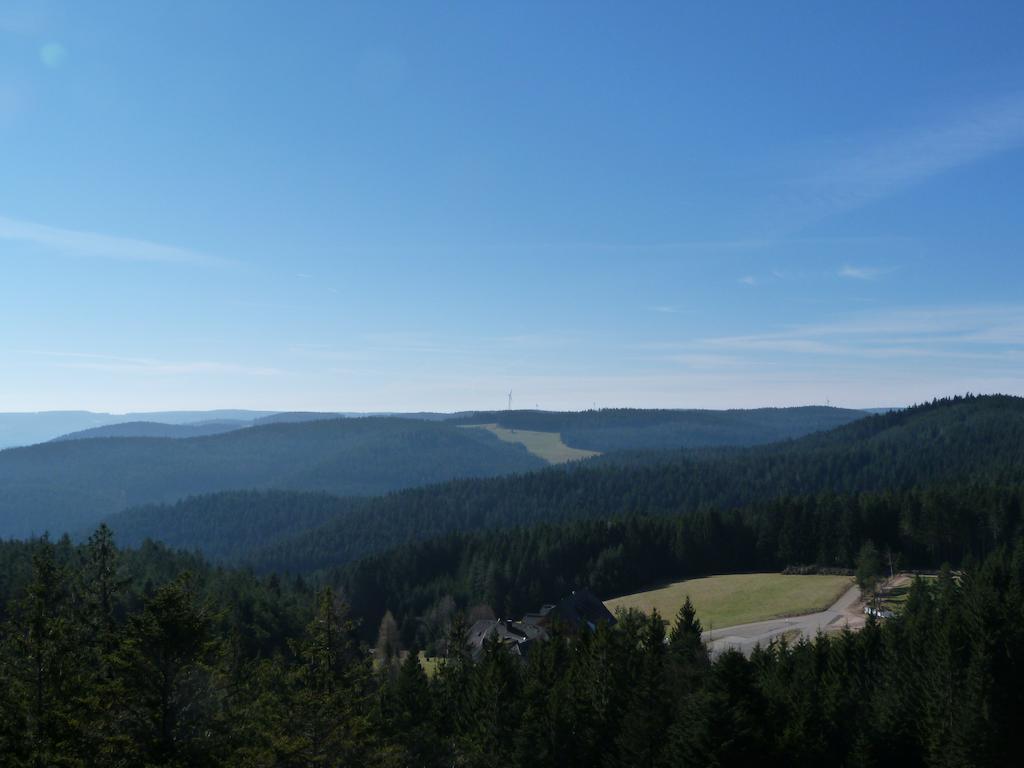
left=51, top=411, right=356, bottom=443
left=0, top=416, right=544, bottom=539
left=1, top=405, right=876, bottom=449
left=240, top=395, right=1024, bottom=574
left=102, top=395, right=1023, bottom=575
left=0, top=409, right=279, bottom=448
left=450, top=405, right=869, bottom=452
left=53, top=420, right=251, bottom=441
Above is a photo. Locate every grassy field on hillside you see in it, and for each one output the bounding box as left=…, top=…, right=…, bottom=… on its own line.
left=462, top=423, right=600, bottom=463
left=605, top=573, right=853, bottom=630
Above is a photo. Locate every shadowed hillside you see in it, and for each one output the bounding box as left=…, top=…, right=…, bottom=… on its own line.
left=54, top=420, right=250, bottom=441
left=0, top=417, right=544, bottom=539
left=105, top=395, right=1024, bottom=575
left=448, top=405, right=869, bottom=451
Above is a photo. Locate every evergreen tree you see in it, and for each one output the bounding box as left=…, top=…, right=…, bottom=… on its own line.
left=614, top=610, right=672, bottom=767
left=457, top=634, right=522, bottom=766
left=378, top=652, right=446, bottom=767
left=257, top=587, right=377, bottom=766
left=2, top=538, right=84, bottom=767
left=855, top=540, right=882, bottom=597
left=513, top=630, right=572, bottom=768
left=105, top=573, right=225, bottom=766
left=669, top=596, right=708, bottom=668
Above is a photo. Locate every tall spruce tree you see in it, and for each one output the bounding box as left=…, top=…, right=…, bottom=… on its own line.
left=105, top=573, right=226, bottom=766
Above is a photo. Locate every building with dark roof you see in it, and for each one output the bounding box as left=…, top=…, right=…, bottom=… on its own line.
left=466, top=588, right=616, bottom=659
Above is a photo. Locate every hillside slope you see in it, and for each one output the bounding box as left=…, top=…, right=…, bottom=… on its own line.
left=106, top=490, right=362, bottom=562
left=110, top=395, right=1023, bottom=573
left=54, top=420, right=250, bottom=441
left=255, top=395, right=1024, bottom=571
left=0, top=409, right=278, bottom=448
left=449, top=405, right=868, bottom=451
left=0, top=417, right=544, bottom=538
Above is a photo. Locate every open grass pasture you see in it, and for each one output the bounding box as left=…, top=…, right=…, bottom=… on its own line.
left=462, top=423, right=600, bottom=464
left=605, top=572, right=853, bottom=630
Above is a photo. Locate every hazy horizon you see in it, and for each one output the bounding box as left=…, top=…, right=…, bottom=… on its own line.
left=0, top=402, right=900, bottom=416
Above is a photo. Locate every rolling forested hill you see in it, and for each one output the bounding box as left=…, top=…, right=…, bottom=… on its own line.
left=244, top=395, right=1024, bottom=572
left=105, top=395, right=1024, bottom=575
left=19, top=404, right=872, bottom=544
left=337, top=482, right=1024, bottom=640
left=53, top=412, right=356, bottom=441
left=449, top=405, right=868, bottom=451
left=3, top=525, right=1021, bottom=766
left=0, top=409, right=278, bottom=448
left=105, top=490, right=364, bottom=563
left=0, top=417, right=544, bottom=539
left=54, top=420, right=250, bottom=441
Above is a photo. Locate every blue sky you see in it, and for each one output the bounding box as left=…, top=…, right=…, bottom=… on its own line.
left=1, top=1, right=1023, bottom=412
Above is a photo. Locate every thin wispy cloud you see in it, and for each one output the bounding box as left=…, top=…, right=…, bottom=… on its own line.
left=700, top=305, right=1024, bottom=362
left=0, top=215, right=225, bottom=265
left=839, top=265, right=894, bottom=280
left=657, top=353, right=751, bottom=370
left=507, top=238, right=771, bottom=253
left=773, top=91, right=1024, bottom=231
left=833, top=93, right=1024, bottom=193
left=516, top=94, right=1024, bottom=257
left=739, top=275, right=757, bottom=285
left=30, top=351, right=280, bottom=376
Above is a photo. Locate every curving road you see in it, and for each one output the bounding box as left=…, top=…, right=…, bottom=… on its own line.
left=703, top=584, right=862, bottom=657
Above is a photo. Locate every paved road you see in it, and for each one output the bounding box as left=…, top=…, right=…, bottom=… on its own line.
left=703, top=585, right=862, bottom=657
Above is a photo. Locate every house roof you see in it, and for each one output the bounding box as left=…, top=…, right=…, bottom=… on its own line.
left=464, top=588, right=615, bottom=659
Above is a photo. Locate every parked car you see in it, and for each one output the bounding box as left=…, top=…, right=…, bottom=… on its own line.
left=864, top=606, right=895, bottom=619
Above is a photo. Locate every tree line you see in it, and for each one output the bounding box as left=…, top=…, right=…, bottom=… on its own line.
left=334, top=483, right=1024, bottom=645
left=0, top=416, right=544, bottom=540
left=236, top=395, right=1024, bottom=574
left=2, top=524, right=1023, bottom=766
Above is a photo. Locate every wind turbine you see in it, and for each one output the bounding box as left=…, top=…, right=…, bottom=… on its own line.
left=507, top=390, right=513, bottom=411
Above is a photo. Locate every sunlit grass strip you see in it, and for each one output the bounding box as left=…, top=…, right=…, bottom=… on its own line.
left=605, top=573, right=853, bottom=630
left=462, top=423, right=600, bottom=464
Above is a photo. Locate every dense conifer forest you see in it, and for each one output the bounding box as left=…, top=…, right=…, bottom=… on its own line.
left=3, top=396, right=1024, bottom=765
left=105, top=395, right=1024, bottom=575
left=0, top=418, right=544, bottom=539
left=8, top=0, right=1018, bottom=762
left=1, top=527, right=1022, bottom=766
left=334, top=483, right=1024, bottom=644
left=0, top=404, right=876, bottom=541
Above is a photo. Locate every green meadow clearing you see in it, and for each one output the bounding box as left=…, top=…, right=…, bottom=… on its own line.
left=463, top=423, right=600, bottom=464
left=604, top=572, right=853, bottom=630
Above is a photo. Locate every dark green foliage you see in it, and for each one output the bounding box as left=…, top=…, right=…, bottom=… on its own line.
left=104, top=575, right=224, bottom=766
left=106, top=490, right=361, bottom=564
left=246, top=588, right=377, bottom=766
left=0, top=537, right=84, bottom=766
left=1, top=394, right=1024, bottom=764
left=0, top=416, right=544, bottom=539
left=329, top=483, right=1024, bottom=641
left=244, top=395, right=1024, bottom=575
left=855, top=540, right=882, bottom=594
left=0, top=527, right=1023, bottom=765
left=79, top=395, right=1024, bottom=572
left=378, top=652, right=446, bottom=767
